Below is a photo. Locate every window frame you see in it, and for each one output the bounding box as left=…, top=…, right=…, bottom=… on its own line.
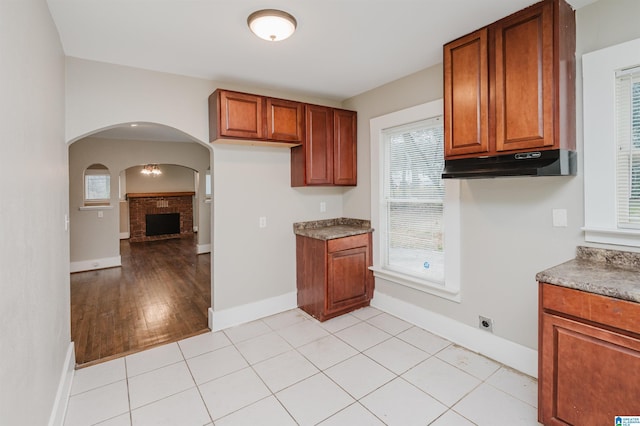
left=83, top=164, right=111, bottom=207
left=370, top=100, right=461, bottom=302
left=583, top=37, right=640, bottom=247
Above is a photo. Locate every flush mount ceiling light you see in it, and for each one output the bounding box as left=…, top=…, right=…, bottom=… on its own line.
left=141, top=164, right=162, bottom=176
left=247, top=9, right=297, bottom=42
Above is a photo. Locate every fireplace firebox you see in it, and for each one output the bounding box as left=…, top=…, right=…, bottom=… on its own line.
left=126, top=192, right=195, bottom=242
left=146, top=213, right=180, bottom=237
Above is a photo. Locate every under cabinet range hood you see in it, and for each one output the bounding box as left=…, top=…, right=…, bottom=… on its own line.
left=441, top=149, right=576, bottom=179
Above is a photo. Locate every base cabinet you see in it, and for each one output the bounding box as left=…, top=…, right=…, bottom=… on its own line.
left=296, top=233, right=373, bottom=321
left=538, top=283, right=640, bottom=425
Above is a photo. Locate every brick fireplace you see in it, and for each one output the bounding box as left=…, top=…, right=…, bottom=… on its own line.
left=127, top=192, right=195, bottom=242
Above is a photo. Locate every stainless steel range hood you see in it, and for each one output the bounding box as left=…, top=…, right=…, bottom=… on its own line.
left=441, top=149, right=576, bottom=179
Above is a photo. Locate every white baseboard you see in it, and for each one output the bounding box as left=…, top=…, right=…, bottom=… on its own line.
left=70, top=256, right=121, bottom=273
left=48, top=342, right=75, bottom=426
left=119, top=232, right=130, bottom=240
left=210, top=291, right=297, bottom=331
left=371, top=292, right=538, bottom=378
left=197, top=244, right=211, bottom=254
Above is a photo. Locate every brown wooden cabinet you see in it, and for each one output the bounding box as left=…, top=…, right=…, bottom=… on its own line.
left=291, top=106, right=357, bottom=187
left=266, top=97, right=304, bottom=142
left=444, top=0, right=575, bottom=159
left=296, top=233, right=373, bottom=321
left=538, top=283, right=640, bottom=425
left=444, top=28, right=489, bottom=157
left=209, top=89, right=303, bottom=145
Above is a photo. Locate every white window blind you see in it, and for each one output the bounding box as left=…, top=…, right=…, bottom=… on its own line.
left=382, top=116, right=445, bottom=283
left=616, top=66, right=640, bottom=229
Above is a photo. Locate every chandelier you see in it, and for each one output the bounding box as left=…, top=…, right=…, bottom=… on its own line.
left=141, top=164, right=162, bottom=176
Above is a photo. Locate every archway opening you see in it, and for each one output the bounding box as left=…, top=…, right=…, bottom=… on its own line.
left=68, top=123, right=213, bottom=366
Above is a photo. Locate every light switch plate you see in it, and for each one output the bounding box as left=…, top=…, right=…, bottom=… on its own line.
left=552, top=209, right=567, bottom=227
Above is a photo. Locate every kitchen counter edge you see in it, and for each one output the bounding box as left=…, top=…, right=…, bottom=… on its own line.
left=293, top=218, right=373, bottom=240
left=536, top=246, right=640, bottom=303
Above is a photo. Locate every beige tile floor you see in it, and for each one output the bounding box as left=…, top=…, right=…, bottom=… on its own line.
left=63, top=307, right=541, bottom=426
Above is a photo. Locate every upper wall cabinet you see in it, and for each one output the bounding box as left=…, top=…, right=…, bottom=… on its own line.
left=291, top=105, right=357, bottom=187
left=209, top=89, right=303, bottom=146
left=443, top=0, right=576, bottom=160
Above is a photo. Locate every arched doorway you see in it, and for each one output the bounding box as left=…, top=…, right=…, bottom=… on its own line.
left=67, top=122, right=214, bottom=366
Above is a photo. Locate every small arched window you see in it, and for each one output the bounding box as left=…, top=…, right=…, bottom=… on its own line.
left=84, top=163, right=111, bottom=206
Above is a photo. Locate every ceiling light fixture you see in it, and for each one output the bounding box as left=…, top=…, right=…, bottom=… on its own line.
left=247, top=9, right=297, bottom=42
left=141, top=164, right=162, bottom=176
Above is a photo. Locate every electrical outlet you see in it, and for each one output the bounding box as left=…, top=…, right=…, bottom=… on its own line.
left=479, top=315, right=493, bottom=332
left=320, top=201, right=326, bottom=212
left=259, top=216, right=267, bottom=228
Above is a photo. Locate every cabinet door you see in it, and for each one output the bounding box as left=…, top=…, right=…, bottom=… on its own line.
left=494, top=1, right=554, bottom=152
left=326, top=244, right=370, bottom=315
left=267, top=98, right=303, bottom=142
left=219, top=91, right=265, bottom=139
left=333, top=109, right=357, bottom=186
left=539, top=312, right=640, bottom=426
left=304, top=104, right=334, bottom=185
left=444, top=28, right=489, bottom=158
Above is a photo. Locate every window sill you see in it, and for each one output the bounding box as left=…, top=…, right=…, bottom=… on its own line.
left=204, top=198, right=212, bottom=204
left=79, top=205, right=114, bottom=211
left=370, top=266, right=461, bottom=302
left=583, top=226, right=640, bottom=248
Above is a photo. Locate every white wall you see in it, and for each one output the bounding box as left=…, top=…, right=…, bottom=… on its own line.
left=69, top=138, right=211, bottom=264
left=343, top=0, right=640, bottom=351
left=0, top=1, right=70, bottom=425
left=65, top=58, right=347, bottom=314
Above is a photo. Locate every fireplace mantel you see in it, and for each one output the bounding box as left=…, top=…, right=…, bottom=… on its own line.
left=126, top=191, right=195, bottom=199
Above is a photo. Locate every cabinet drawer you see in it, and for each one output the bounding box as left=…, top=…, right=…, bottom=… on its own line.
left=541, top=283, right=640, bottom=335
left=327, top=233, right=369, bottom=253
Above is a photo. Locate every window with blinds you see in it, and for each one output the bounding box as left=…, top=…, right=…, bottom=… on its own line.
left=381, top=116, right=445, bottom=283
left=616, top=66, right=640, bottom=229
left=84, top=163, right=111, bottom=206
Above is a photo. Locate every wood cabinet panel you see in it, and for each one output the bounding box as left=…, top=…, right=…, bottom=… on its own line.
left=333, top=109, right=357, bottom=186
left=296, top=233, right=373, bottom=321
left=539, top=283, right=640, bottom=425
left=218, top=90, right=264, bottom=139
left=327, top=246, right=369, bottom=314
left=444, top=29, right=489, bottom=157
left=267, top=98, right=303, bottom=142
left=495, top=1, right=553, bottom=152
left=305, top=104, right=334, bottom=185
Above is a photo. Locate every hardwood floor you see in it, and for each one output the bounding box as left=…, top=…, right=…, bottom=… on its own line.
left=71, top=236, right=211, bottom=366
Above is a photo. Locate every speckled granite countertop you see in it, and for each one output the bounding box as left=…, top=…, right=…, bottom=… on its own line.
left=293, top=218, right=373, bottom=240
left=536, top=246, right=640, bottom=303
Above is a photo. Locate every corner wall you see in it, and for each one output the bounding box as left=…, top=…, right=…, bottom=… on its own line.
left=0, top=1, right=71, bottom=424
left=343, top=0, right=640, bottom=352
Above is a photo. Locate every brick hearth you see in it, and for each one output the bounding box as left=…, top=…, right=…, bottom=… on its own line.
left=127, top=192, right=195, bottom=242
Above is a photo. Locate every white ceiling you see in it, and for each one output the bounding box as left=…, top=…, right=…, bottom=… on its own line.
left=47, top=0, right=596, bottom=141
